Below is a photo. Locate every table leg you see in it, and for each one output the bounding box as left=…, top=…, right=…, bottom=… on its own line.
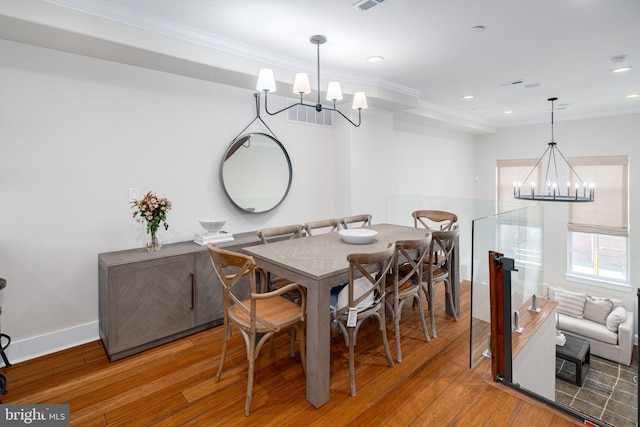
left=304, top=284, right=331, bottom=407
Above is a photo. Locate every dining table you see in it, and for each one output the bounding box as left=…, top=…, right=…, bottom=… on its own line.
left=243, top=222, right=460, bottom=408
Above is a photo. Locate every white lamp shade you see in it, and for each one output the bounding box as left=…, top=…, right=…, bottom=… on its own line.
left=326, top=82, right=343, bottom=101
left=352, top=91, right=368, bottom=110
left=293, top=73, right=311, bottom=95
left=256, top=68, right=277, bottom=92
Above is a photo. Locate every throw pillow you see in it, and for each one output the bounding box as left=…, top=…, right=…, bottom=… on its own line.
left=336, top=277, right=374, bottom=312
left=583, top=296, right=614, bottom=325
left=554, top=288, right=587, bottom=318
left=606, top=306, right=627, bottom=332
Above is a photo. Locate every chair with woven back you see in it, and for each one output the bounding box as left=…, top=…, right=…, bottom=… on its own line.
left=386, top=236, right=432, bottom=362
left=303, top=218, right=340, bottom=236
left=412, top=210, right=458, bottom=231
left=206, top=244, right=306, bottom=416
left=332, top=245, right=395, bottom=396
left=339, top=214, right=372, bottom=229
left=423, top=228, right=459, bottom=337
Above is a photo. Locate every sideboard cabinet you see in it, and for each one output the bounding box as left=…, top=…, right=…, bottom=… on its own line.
left=98, top=232, right=259, bottom=361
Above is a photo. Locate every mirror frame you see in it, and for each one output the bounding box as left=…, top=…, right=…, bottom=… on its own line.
left=220, top=132, right=293, bottom=213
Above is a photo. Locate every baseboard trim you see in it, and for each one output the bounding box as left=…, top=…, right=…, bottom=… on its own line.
left=4, top=321, right=99, bottom=365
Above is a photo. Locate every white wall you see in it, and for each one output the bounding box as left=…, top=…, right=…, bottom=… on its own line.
left=475, top=114, right=640, bottom=306
left=0, top=39, right=481, bottom=362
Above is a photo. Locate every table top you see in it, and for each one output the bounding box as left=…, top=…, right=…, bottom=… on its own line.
left=243, top=223, right=429, bottom=281
left=556, top=333, right=590, bottom=360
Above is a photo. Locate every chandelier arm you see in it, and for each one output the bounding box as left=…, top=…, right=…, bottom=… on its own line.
left=553, top=144, right=588, bottom=185
left=329, top=107, right=362, bottom=127
left=262, top=91, right=303, bottom=116
left=519, top=145, right=551, bottom=186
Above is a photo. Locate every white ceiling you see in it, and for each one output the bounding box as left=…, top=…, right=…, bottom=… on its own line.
left=2, top=0, right=639, bottom=129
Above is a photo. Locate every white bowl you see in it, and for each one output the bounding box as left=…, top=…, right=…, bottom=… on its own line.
left=199, top=218, right=227, bottom=234
left=339, top=229, right=378, bottom=244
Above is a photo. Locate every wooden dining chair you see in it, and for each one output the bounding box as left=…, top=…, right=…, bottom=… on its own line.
left=333, top=245, right=395, bottom=396
left=303, top=218, right=340, bottom=236
left=423, top=229, right=459, bottom=337
left=256, top=224, right=304, bottom=292
left=412, top=210, right=458, bottom=231
left=207, top=244, right=306, bottom=416
left=386, top=237, right=432, bottom=362
left=339, top=214, right=372, bottom=229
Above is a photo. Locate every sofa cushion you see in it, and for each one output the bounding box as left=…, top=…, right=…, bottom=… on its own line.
left=583, top=296, right=614, bottom=325
left=606, top=306, right=627, bottom=332
left=558, top=313, right=619, bottom=345
left=554, top=288, right=588, bottom=319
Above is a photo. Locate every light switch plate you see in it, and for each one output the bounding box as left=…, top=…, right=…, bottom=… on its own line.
left=128, top=188, right=140, bottom=202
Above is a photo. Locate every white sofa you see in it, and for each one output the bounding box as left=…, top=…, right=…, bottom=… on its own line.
left=544, top=284, right=634, bottom=366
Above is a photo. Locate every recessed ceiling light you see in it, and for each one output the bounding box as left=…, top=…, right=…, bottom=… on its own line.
left=612, top=66, right=633, bottom=73
left=628, top=93, right=640, bottom=98
left=366, top=56, right=384, bottom=63
left=504, top=110, right=514, bottom=115
left=462, top=95, right=474, bottom=100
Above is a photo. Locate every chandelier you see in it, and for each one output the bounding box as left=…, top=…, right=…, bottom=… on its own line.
left=255, top=35, right=368, bottom=127
left=514, top=98, right=594, bottom=202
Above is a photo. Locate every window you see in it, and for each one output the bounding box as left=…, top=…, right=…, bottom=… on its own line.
left=496, top=159, right=544, bottom=271
left=567, top=155, right=629, bottom=285
left=496, top=158, right=541, bottom=210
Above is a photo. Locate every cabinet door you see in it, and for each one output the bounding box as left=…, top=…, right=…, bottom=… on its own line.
left=194, top=251, right=223, bottom=325
left=108, top=254, right=195, bottom=353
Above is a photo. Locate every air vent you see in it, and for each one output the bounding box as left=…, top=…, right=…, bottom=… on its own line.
left=286, top=100, right=333, bottom=127
left=353, top=0, right=385, bottom=12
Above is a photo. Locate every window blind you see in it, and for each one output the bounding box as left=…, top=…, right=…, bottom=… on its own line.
left=567, top=155, right=629, bottom=237
left=496, top=158, right=541, bottom=203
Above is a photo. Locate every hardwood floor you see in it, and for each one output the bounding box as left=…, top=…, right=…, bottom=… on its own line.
left=1, top=283, right=581, bottom=426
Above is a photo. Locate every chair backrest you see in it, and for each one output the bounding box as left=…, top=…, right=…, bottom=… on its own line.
left=257, top=224, right=304, bottom=244
left=428, top=228, right=459, bottom=274
left=412, top=210, right=458, bottom=231
left=340, top=214, right=372, bottom=229
left=206, top=244, right=258, bottom=310
left=393, top=237, right=432, bottom=288
left=303, top=218, right=340, bottom=236
left=337, top=245, right=394, bottom=317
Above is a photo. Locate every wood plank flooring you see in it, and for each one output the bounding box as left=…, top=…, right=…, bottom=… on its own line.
left=1, top=282, right=581, bottom=426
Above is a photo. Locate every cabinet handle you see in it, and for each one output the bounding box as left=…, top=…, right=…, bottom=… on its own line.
left=190, top=273, right=195, bottom=310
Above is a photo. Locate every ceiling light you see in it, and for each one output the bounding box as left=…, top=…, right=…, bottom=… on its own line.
left=612, top=66, right=633, bottom=73
left=462, top=95, right=474, bottom=100
left=256, top=35, right=367, bottom=127
left=514, top=98, right=594, bottom=202
left=627, top=93, right=640, bottom=98
left=366, top=56, right=384, bottom=63
left=504, top=110, right=513, bottom=114
left=353, top=0, right=385, bottom=12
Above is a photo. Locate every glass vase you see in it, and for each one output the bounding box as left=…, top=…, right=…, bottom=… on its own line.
left=146, top=231, right=163, bottom=252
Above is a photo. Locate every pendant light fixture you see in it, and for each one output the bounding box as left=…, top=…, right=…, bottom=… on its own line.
left=513, top=98, right=595, bottom=202
left=255, top=35, right=368, bottom=127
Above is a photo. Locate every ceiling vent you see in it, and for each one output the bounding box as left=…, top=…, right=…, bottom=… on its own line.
left=353, top=0, right=385, bottom=12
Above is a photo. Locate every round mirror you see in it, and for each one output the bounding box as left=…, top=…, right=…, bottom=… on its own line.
left=221, top=133, right=292, bottom=213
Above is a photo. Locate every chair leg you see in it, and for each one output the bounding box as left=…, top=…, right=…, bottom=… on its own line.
left=297, top=323, right=306, bottom=375
left=215, top=321, right=232, bottom=382
left=394, top=306, right=402, bottom=362
left=415, top=293, right=431, bottom=342
left=445, top=279, right=458, bottom=322
left=379, top=304, right=395, bottom=368
left=245, top=352, right=255, bottom=416
left=348, top=327, right=356, bottom=397
left=425, top=282, right=437, bottom=338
